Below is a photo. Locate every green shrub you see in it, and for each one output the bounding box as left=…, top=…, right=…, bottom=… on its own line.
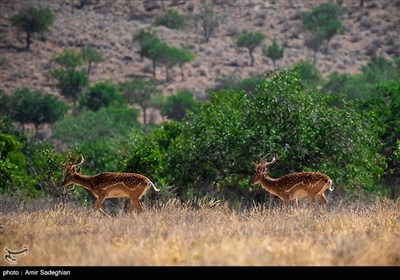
left=154, top=10, right=186, bottom=30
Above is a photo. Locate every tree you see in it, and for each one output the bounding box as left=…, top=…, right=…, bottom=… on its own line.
left=302, top=3, right=345, bottom=54
left=165, top=69, right=383, bottom=198
left=80, top=82, right=126, bottom=111
left=52, top=106, right=140, bottom=174
left=160, top=90, right=198, bottom=121
left=236, top=32, right=265, bottom=66
left=11, top=7, right=54, bottom=50
left=196, top=4, right=219, bottom=43
left=6, top=88, right=67, bottom=138
left=294, top=61, right=322, bottom=88
left=150, top=42, right=178, bottom=83
left=133, top=30, right=162, bottom=78
left=155, top=9, right=186, bottom=30
left=175, top=45, right=195, bottom=81
left=53, top=48, right=83, bottom=70
left=360, top=81, right=400, bottom=198
left=52, top=70, right=88, bottom=107
left=0, top=132, right=36, bottom=196
left=119, top=78, right=161, bottom=124
left=304, top=32, right=324, bottom=65
left=50, top=49, right=88, bottom=107
left=263, top=41, right=284, bottom=68
left=81, top=45, right=103, bottom=80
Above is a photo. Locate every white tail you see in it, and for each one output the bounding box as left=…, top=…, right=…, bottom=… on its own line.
left=62, top=156, right=159, bottom=213
left=148, top=181, right=160, bottom=192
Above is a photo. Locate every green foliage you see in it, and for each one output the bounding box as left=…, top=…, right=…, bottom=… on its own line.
left=80, top=82, right=126, bottom=111
left=0, top=133, right=37, bottom=196
left=11, top=6, right=54, bottom=49
left=26, top=142, right=66, bottom=197
left=155, top=9, right=186, bottom=30
left=52, top=70, right=88, bottom=106
left=81, top=45, right=103, bottom=79
left=323, top=57, right=400, bottom=100
left=120, top=78, right=161, bottom=124
left=6, top=88, right=67, bottom=133
left=125, top=140, right=163, bottom=180
left=53, top=106, right=140, bottom=145
left=208, top=73, right=266, bottom=97
left=51, top=49, right=89, bottom=107
left=160, top=90, right=198, bottom=121
left=161, top=69, right=383, bottom=198
left=263, top=41, right=284, bottom=67
left=133, top=29, right=161, bottom=78
left=304, top=32, right=324, bottom=65
left=236, top=32, right=265, bottom=66
left=302, top=3, right=345, bottom=54
left=175, top=45, right=195, bottom=81
left=53, top=48, right=83, bottom=70
left=294, top=61, right=322, bottom=88
left=360, top=81, right=400, bottom=197
left=362, top=56, right=399, bottom=84
left=53, top=106, right=140, bottom=174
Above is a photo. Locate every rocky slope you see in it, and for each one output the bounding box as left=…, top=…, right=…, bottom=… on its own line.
left=1, top=0, right=399, bottom=102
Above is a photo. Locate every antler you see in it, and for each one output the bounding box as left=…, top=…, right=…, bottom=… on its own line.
left=265, top=154, right=278, bottom=166
left=74, top=156, right=86, bottom=170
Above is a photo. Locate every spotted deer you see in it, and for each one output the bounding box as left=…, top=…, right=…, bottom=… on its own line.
left=251, top=155, right=333, bottom=206
left=61, top=156, right=159, bottom=213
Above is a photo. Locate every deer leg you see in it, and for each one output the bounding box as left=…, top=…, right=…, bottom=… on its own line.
left=317, top=193, right=328, bottom=206
left=129, top=194, right=143, bottom=213
left=309, top=195, right=318, bottom=208
left=93, top=194, right=106, bottom=211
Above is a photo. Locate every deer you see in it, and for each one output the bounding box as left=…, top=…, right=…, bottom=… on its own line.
left=251, top=155, right=333, bottom=207
left=61, top=156, right=159, bottom=213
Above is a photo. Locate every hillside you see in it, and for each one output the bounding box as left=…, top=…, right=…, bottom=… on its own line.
left=1, top=0, right=399, bottom=102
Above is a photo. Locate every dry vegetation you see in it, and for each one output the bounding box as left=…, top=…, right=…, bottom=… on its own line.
left=1, top=197, right=399, bottom=266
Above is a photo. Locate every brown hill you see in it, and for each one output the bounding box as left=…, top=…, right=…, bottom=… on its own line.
left=1, top=0, right=399, bottom=102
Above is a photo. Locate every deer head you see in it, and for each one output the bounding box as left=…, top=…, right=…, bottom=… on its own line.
left=61, top=156, right=86, bottom=187
left=250, top=155, right=278, bottom=185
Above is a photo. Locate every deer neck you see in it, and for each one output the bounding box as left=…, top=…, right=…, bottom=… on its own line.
left=259, top=175, right=284, bottom=197
left=71, top=173, right=96, bottom=192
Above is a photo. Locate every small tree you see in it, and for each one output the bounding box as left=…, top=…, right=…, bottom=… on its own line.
left=80, top=82, right=126, bottom=111
left=154, top=9, right=186, bottom=30
left=294, top=61, right=322, bottom=88
left=7, top=88, right=67, bottom=138
left=81, top=45, right=103, bottom=80
left=53, top=48, right=83, bottom=70
left=304, top=32, right=324, bottom=65
left=133, top=30, right=162, bottom=78
left=150, top=42, right=178, bottom=83
left=175, top=45, right=195, bottom=81
left=50, top=49, right=88, bottom=107
left=262, top=41, right=284, bottom=68
left=196, top=4, right=219, bottom=43
left=302, top=3, right=345, bottom=54
left=120, top=78, right=161, bottom=125
left=236, top=32, right=265, bottom=66
left=11, top=7, right=54, bottom=50
left=160, top=90, right=198, bottom=121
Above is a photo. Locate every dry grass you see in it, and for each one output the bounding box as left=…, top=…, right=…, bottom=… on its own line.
left=1, top=197, right=399, bottom=266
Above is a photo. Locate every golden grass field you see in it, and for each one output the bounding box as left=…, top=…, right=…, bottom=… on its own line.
left=1, top=197, right=399, bottom=266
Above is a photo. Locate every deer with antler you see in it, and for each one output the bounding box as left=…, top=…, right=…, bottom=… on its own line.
left=61, top=156, right=159, bottom=213
left=251, top=155, right=333, bottom=206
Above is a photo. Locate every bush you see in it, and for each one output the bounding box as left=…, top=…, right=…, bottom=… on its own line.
left=160, top=90, right=198, bottom=121
left=154, top=10, right=186, bottom=30
left=162, top=69, right=384, bottom=198
left=80, top=82, right=126, bottom=111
